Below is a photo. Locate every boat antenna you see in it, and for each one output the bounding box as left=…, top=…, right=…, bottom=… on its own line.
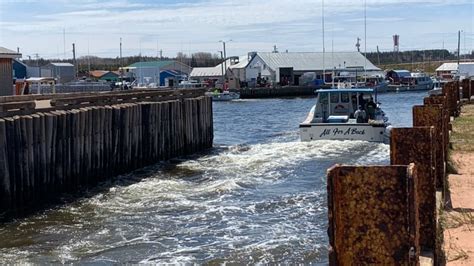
left=363, top=0, right=367, bottom=84
left=332, top=33, right=335, bottom=88
left=322, top=0, right=325, bottom=85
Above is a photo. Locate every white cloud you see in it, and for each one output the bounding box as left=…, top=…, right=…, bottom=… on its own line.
left=0, top=0, right=472, bottom=58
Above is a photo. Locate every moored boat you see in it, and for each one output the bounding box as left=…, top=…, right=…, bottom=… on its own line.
left=300, top=88, right=391, bottom=142
left=387, top=71, right=433, bottom=92
left=205, top=90, right=240, bottom=101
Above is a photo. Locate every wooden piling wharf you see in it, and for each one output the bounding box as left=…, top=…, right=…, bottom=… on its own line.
left=0, top=89, right=213, bottom=220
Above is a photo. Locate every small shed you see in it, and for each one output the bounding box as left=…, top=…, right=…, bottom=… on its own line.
left=127, top=60, right=192, bottom=86
left=13, top=59, right=27, bottom=79
left=89, top=70, right=119, bottom=82
left=0, top=47, right=22, bottom=96
left=44, top=62, right=75, bottom=84
left=160, top=70, right=186, bottom=87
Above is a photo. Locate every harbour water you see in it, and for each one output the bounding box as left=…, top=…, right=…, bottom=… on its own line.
left=0, top=91, right=426, bottom=264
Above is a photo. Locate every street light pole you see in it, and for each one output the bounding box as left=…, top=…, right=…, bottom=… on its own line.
left=219, top=40, right=232, bottom=89
left=223, top=42, right=227, bottom=72
left=120, top=37, right=123, bottom=90
left=219, top=51, right=224, bottom=87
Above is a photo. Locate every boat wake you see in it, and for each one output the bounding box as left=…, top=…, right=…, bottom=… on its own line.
left=0, top=139, right=389, bottom=264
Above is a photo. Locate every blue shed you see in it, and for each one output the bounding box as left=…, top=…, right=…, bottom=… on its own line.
left=13, top=59, right=27, bottom=79
left=160, top=69, right=187, bottom=87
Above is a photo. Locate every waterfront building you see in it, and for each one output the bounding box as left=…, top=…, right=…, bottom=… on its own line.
left=435, top=63, right=458, bottom=80
left=43, top=62, right=75, bottom=84
left=190, top=56, right=250, bottom=89
left=89, top=70, right=120, bottom=82
left=244, top=52, right=380, bottom=87
left=13, top=59, right=27, bottom=80
left=126, top=60, right=191, bottom=86
left=0, top=46, right=22, bottom=96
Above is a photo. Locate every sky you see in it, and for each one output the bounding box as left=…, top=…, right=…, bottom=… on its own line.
left=0, top=0, right=473, bottom=59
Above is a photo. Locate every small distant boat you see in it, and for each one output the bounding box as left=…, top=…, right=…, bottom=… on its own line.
left=300, top=88, right=391, bottom=143
left=205, top=90, right=240, bottom=101
left=428, top=77, right=443, bottom=96
left=387, top=71, right=434, bottom=92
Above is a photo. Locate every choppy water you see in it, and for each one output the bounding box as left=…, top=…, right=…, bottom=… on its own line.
left=0, top=91, right=426, bottom=264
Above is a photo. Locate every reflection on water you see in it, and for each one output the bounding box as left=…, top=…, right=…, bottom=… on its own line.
left=0, top=91, right=426, bottom=263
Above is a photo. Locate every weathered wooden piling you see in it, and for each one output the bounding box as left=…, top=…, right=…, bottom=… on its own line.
left=0, top=89, right=213, bottom=220
left=327, top=164, right=419, bottom=266
left=390, top=127, right=436, bottom=259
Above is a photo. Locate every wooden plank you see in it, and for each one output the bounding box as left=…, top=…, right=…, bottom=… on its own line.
left=4, top=117, right=17, bottom=213
left=0, top=119, right=11, bottom=217
left=44, top=113, right=54, bottom=196
left=24, top=115, right=35, bottom=205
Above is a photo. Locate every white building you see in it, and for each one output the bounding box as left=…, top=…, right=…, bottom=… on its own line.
left=245, top=52, right=381, bottom=86
left=189, top=56, right=250, bottom=88
left=435, top=62, right=458, bottom=79
left=436, top=62, right=474, bottom=80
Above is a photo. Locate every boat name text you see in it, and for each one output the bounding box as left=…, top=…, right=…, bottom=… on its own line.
left=319, top=128, right=366, bottom=138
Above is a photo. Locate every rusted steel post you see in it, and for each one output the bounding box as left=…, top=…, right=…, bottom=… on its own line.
left=413, top=106, right=445, bottom=193
left=390, top=127, right=436, bottom=260
left=469, top=79, right=474, bottom=101
left=424, top=95, right=449, bottom=158
left=442, top=82, right=459, bottom=117
left=461, top=79, right=470, bottom=100
left=327, top=164, right=419, bottom=266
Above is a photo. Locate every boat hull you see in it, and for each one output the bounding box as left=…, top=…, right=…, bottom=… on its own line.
left=387, top=83, right=433, bottom=92
left=300, top=123, right=389, bottom=143
left=205, top=92, right=240, bottom=101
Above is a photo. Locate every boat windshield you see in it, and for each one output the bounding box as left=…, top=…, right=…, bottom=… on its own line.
left=315, top=89, right=375, bottom=121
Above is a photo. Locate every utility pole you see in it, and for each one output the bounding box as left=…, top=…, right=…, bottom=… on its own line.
left=223, top=41, right=227, bottom=72
left=72, top=43, right=77, bottom=79
left=457, top=30, right=461, bottom=66
left=219, top=51, right=224, bottom=88
left=376, top=45, right=381, bottom=66
left=219, top=40, right=232, bottom=88
left=160, top=49, right=163, bottom=60
left=63, top=28, right=66, bottom=59
left=120, top=37, right=123, bottom=90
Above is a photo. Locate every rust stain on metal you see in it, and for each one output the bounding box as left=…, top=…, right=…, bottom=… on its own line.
left=327, top=165, right=419, bottom=266
left=390, top=127, right=436, bottom=256
left=442, top=82, right=460, bottom=117
left=424, top=95, right=450, bottom=158
left=413, top=106, right=445, bottom=192
left=462, top=79, right=471, bottom=100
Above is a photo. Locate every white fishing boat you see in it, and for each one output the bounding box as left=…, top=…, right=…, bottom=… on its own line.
left=300, top=88, right=391, bottom=142
left=205, top=90, right=240, bottom=101
left=428, top=77, right=443, bottom=96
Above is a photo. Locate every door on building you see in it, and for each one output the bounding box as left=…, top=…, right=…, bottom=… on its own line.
left=279, top=67, right=294, bottom=86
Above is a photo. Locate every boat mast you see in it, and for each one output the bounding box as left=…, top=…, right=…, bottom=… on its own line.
left=322, top=0, right=325, bottom=85
left=332, top=37, right=335, bottom=88
left=363, top=0, right=367, bottom=84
